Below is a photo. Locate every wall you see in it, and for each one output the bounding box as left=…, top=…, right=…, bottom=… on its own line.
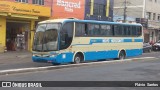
left=114, top=0, right=144, bottom=19
left=0, top=16, right=6, bottom=52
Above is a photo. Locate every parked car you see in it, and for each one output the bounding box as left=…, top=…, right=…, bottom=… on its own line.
left=143, top=43, right=152, bottom=53
left=152, top=40, right=160, bottom=51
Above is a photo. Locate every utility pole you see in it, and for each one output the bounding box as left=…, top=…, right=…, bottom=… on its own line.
left=124, top=0, right=127, bottom=23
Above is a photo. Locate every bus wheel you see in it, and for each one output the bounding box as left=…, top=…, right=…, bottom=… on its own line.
left=74, top=54, right=83, bottom=64
left=118, top=51, right=126, bottom=60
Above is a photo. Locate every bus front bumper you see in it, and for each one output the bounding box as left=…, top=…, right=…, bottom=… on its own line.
left=32, top=52, right=74, bottom=64
left=32, top=56, right=57, bottom=63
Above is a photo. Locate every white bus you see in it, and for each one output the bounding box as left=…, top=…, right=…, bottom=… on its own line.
left=32, top=19, right=143, bottom=64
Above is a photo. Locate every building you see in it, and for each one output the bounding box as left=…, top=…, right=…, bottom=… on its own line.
left=0, top=0, right=51, bottom=52
left=114, top=0, right=160, bottom=43
left=51, top=0, right=85, bottom=19
left=85, top=0, right=113, bottom=21
left=0, top=0, right=114, bottom=52
left=51, top=0, right=114, bottom=21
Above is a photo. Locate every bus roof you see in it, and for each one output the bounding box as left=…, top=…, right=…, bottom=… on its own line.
left=39, top=19, right=142, bottom=26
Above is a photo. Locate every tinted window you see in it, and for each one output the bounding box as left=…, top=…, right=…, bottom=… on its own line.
left=75, top=23, right=86, bottom=36
left=137, top=26, right=142, bottom=36
left=132, top=26, right=137, bottom=36
left=100, top=24, right=113, bottom=36
left=60, top=22, right=74, bottom=50
left=74, top=22, right=142, bottom=37
left=88, top=24, right=100, bottom=36
left=123, top=26, right=132, bottom=36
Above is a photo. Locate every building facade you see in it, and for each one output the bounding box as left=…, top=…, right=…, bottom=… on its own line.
left=51, top=0, right=85, bottom=19
left=114, top=0, right=160, bottom=43
left=51, top=0, right=114, bottom=21
left=0, top=0, right=114, bottom=52
left=0, top=0, right=51, bottom=52
left=85, top=0, right=113, bottom=21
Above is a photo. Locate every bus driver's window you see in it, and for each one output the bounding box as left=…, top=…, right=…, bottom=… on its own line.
left=60, top=22, right=73, bottom=50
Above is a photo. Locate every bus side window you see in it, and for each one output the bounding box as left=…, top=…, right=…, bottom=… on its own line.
left=75, top=23, right=86, bottom=37
left=87, top=24, right=94, bottom=36
left=113, top=25, right=120, bottom=36
left=114, top=25, right=123, bottom=37
left=60, top=22, right=73, bottom=50
left=132, top=26, right=136, bottom=36
left=124, top=26, right=130, bottom=36
left=94, top=24, right=100, bottom=36
left=137, top=26, right=142, bottom=36
left=84, top=24, right=88, bottom=36
left=100, top=24, right=112, bottom=36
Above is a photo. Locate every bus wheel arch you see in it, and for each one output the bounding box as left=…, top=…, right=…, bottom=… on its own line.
left=73, top=52, right=85, bottom=64
left=118, top=50, right=126, bottom=60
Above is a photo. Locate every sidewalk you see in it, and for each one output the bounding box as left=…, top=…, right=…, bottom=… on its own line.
left=0, top=51, right=32, bottom=64
left=0, top=51, right=51, bottom=70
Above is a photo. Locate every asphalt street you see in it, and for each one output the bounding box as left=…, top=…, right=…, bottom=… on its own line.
left=0, top=52, right=160, bottom=90
left=0, top=51, right=160, bottom=71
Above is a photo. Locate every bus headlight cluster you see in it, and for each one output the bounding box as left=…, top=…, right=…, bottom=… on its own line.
left=50, top=55, right=55, bottom=57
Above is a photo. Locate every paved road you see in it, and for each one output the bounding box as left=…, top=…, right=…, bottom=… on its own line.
left=0, top=55, right=160, bottom=90
left=0, top=51, right=159, bottom=71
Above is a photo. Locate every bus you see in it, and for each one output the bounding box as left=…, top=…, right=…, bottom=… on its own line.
left=32, top=19, right=143, bottom=65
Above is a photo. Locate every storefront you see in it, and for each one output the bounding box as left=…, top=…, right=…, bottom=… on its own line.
left=0, top=1, right=51, bottom=52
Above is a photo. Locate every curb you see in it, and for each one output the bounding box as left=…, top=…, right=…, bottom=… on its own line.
left=0, top=57, right=157, bottom=76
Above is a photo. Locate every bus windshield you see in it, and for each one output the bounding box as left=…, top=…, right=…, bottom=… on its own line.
left=33, top=23, right=61, bottom=51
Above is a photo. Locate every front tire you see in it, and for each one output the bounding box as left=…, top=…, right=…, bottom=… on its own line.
left=118, top=51, right=126, bottom=60
left=74, top=54, right=83, bottom=64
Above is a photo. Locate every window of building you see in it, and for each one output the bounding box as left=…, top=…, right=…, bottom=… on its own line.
left=32, top=0, right=44, bottom=5
left=146, top=12, right=152, bottom=20
left=153, top=13, right=156, bottom=20
left=158, top=14, right=160, bottom=21
left=155, top=0, right=157, bottom=3
left=93, top=3, right=106, bottom=16
left=15, top=0, right=28, bottom=3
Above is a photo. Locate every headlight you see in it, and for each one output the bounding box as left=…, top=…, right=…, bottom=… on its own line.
left=50, top=55, right=55, bottom=57
left=32, top=54, right=36, bottom=56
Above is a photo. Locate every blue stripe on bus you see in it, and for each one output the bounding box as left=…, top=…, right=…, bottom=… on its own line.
left=64, top=20, right=142, bottom=26
left=32, top=49, right=142, bottom=64
left=123, top=39, right=132, bottom=42
left=126, top=49, right=143, bottom=57
left=72, top=39, right=143, bottom=46
left=134, top=39, right=143, bottom=42
left=84, top=50, right=119, bottom=61
left=89, top=39, right=143, bottom=44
